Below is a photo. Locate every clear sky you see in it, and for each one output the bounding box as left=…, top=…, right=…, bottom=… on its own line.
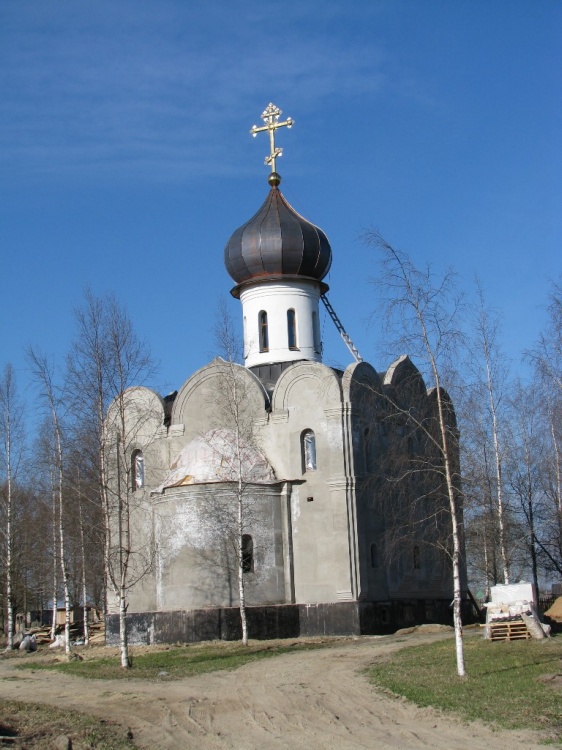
left=1, top=1, right=560, bottom=403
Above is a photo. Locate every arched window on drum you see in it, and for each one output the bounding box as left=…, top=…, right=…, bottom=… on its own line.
left=259, top=311, right=269, bottom=352
left=131, top=449, right=145, bottom=490
left=287, top=309, right=297, bottom=349
left=301, top=429, right=317, bottom=472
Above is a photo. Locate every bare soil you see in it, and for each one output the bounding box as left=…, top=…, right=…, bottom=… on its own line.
left=0, top=631, right=551, bottom=749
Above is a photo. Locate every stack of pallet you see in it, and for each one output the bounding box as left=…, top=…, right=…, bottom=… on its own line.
left=485, top=616, right=530, bottom=641
left=482, top=582, right=544, bottom=642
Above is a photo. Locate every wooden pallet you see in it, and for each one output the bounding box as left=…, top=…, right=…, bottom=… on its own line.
left=486, top=620, right=530, bottom=641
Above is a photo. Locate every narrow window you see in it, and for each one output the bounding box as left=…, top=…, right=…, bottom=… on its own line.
left=364, top=427, right=370, bottom=472
left=131, top=449, right=144, bottom=490
left=259, top=311, right=269, bottom=352
left=241, top=534, right=253, bottom=573
left=370, top=543, right=379, bottom=569
left=407, top=436, right=414, bottom=456
left=413, top=545, right=421, bottom=570
left=302, top=429, right=317, bottom=472
left=287, top=309, right=297, bottom=349
left=312, top=311, right=321, bottom=353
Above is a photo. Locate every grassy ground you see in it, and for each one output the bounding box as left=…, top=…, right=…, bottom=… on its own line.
left=370, top=635, right=562, bottom=740
left=17, top=638, right=332, bottom=680
left=0, top=699, right=136, bottom=749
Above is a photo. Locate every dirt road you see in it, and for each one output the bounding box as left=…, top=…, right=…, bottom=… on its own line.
left=0, top=633, right=548, bottom=749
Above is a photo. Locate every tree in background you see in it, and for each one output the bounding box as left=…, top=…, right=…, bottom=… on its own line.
left=0, top=364, right=25, bottom=649
left=458, top=283, right=516, bottom=598
left=528, top=278, right=562, bottom=580
left=28, top=351, right=71, bottom=654
left=68, top=291, right=156, bottom=668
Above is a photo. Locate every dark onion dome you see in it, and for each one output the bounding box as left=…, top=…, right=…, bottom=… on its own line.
left=224, top=182, right=332, bottom=289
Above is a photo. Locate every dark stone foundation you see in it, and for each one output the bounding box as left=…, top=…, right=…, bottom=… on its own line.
left=105, top=599, right=466, bottom=646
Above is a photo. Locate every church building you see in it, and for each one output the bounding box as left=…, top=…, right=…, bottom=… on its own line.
left=106, top=105, right=465, bottom=645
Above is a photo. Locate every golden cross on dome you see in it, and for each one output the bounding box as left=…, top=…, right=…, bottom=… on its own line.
left=250, top=103, right=294, bottom=174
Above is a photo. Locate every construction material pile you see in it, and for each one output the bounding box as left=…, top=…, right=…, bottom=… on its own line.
left=483, top=582, right=550, bottom=641
left=15, top=619, right=105, bottom=648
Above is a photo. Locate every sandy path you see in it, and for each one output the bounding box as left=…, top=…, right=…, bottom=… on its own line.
left=0, top=633, right=547, bottom=749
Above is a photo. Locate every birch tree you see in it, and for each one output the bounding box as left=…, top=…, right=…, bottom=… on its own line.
left=0, top=364, right=25, bottom=650
left=470, top=283, right=511, bottom=584
left=207, top=301, right=264, bottom=646
left=28, top=351, right=72, bottom=654
left=527, top=278, right=562, bottom=576
left=67, top=290, right=155, bottom=668
left=366, top=231, right=467, bottom=677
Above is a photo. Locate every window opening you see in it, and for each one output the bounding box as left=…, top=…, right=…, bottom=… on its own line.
left=241, top=534, right=253, bottom=573
left=132, top=449, right=144, bottom=490
left=312, top=311, right=321, bottom=353
left=259, top=311, right=269, bottom=352
left=287, top=309, right=297, bottom=349
left=413, top=545, right=421, bottom=570
left=302, top=430, right=317, bottom=472
left=364, top=427, right=370, bottom=472
left=370, top=543, right=379, bottom=569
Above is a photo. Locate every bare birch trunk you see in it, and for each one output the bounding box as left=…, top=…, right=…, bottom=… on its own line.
left=28, top=350, right=70, bottom=652
left=237, top=488, right=248, bottom=646
left=50, top=481, right=58, bottom=642
left=231, top=362, right=248, bottom=646
left=432, top=367, right=466, bottom=677
left=78, top=494, right=89, bottom=645
left=55, top=421, right=71, bottom=655
left=5, top=437, right=13, bottom=650
left=116, top=435, right=130, bottom=668
left=484, top=350, right=510, bottom=585
left=1, top=365, right=23, bottom=651
left=549, top=411, right=562, bottom=554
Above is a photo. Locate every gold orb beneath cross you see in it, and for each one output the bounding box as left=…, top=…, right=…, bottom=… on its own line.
left=268, top=172, right=281, bottom=187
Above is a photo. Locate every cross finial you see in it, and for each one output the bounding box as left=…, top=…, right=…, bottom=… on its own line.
left=250, top=103, right=294, bottom=179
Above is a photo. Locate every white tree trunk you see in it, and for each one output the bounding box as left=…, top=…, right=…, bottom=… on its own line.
left=5, top=432, right=13, bottom=650
left=78, top=495, right=89, bottom=645
left=51, top=481, right=58, bottom=643
left=119, top=584, right=129, bottom=669
left=485, top=355, right=510, bottom=584
left=56, top=436, right=71, bottom=655
left=434, top=379, right=466, bottom=677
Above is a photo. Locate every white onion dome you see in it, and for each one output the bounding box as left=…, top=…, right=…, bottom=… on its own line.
left=224, top=177, right=332, bottom=294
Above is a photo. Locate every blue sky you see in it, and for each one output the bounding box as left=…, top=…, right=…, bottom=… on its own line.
left=1, top=0, right=560, bottom=403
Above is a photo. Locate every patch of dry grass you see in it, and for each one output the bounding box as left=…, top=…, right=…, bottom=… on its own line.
left=0, top=699, right=136, bottom=749
left=370, top=635, right=562, bottom=740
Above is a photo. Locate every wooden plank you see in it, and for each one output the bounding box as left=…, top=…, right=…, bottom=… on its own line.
left=487, top=620, right=530, bottom=641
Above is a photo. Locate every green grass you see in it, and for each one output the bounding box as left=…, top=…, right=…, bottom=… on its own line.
left=370, top=635, right=562, bottom=738
left=18, top=639, right=329, bottom=680
left=0, top=699, right=135, bottom=749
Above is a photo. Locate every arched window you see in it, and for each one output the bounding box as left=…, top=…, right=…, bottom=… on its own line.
left=259, top=311, right=269, bottom=352
left=364, top=427, right=371, bottom=473
left=312, top=311, right=321, bottom=353
left=241, top=534, right=253, bottom=573
left=370, top=543, right=379, bottom=569
left=131, top=449, right=144, bottom=490
left=301, top=429, right=317, bottom=472
left=287, top=309, right=297, bottom=349
left=413, top=545, right=421, bottom=570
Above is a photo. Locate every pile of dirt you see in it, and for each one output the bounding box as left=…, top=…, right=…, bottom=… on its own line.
left=544, top=596, right=562, bottom=622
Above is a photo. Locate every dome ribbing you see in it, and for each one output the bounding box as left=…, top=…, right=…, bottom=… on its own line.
left=224, top=186, right=332, bottom=287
